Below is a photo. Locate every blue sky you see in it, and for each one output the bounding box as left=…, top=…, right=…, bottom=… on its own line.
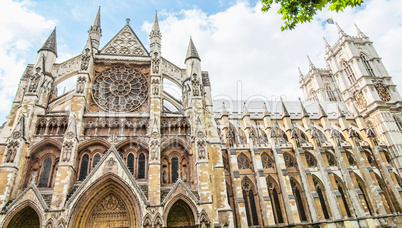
left=0, top=0, right=402, bottom=124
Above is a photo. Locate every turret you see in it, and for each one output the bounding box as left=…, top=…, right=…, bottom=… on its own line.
left=184, top=37, right=202, bottom=100
left=35, top=28, right=57, bottom=74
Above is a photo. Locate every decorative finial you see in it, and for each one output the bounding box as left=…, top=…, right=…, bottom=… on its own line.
left=126, top=18, right=130, bottom=24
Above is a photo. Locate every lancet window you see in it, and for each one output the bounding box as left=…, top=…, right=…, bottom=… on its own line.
left=361, top=54, right=375, bottom=77
left=242, top=179, right=260, bottom=226
left=38, top=157, right=53, bottom=188
left=343, top=61, right=356, bottom=84
left=291, top=179, right=308, bottom=221
left=305, top=152, right=317, bottom=167
left=313, top=176, right=330, bottom=219
left=284, top=153, right=295, bottom=168
left=237, top=153, right=251, bottom=170
left=267, top=178, right=284, bottom=224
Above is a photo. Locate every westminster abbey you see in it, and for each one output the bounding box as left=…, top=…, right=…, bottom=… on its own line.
left=0, top=8, right=401, bottom=228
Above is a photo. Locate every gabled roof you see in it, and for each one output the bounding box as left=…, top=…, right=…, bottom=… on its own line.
left=100, top=22, right=149, bottom=57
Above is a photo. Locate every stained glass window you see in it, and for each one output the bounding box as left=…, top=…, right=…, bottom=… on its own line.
left=38, top=157, right=52, bottom=187
left=79, top=154, right=89, bottom=181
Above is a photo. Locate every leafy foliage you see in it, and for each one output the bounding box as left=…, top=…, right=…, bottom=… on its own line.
left=261, top=0, right=363, bottom=31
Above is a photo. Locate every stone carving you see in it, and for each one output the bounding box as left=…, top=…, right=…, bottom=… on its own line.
left=76, top=76, right=86, bottom=94
left=66, top=131, right=75, bottom=139
left=80, top=48, right=90, bottom=70
left=163, top=170, right=168, bottom=183
left=152, top=52, right=160, bottom=74
left=12, top=131, right=21, bottom=139
left=88, top=194, right=130, bottom=227
left=106, top=157, right=117, bottom=168
left=101, top=26, right=147, bottom=56
left=150, top=139, right=160, bottom=160
left=151, top=78, right=160, bottom=96
left=197, top=139, right=206, bottom=160
left=30, top=172, right=38, bottom=185
left=62, top=141, right=73, bottom=162
left=5, top=140, right=19, bottom=163
left=29, top=69, right=41, bottom=93
left=192, top=73, right=200, bottom=96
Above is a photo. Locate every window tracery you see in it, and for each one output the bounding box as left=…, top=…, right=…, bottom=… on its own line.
left=343, top=61, right=356, bottom=84
left=326, top=85, right=337, bottom=101
left=38, top=157, right=53, bottom=188
left=267, top=178, right=284, bottom=224
left=305, top=153, right=317, bottom=167
left=92, top=66, right=148, bottom=112
left=261, top=153, right=274, bottom=169
left=361, top=54, right=375, bottom=77
left=313, top=177, right=330, bottom=219
left=284, top=153, right=295, bottom=168
left=242, top=180, right=259, bottom=226
left=237, top=154, right=251, bottom=170
left=291, top=179, right=308, bottom=221
left=326, top=152, right=336, bottom=166
left=346, top=152, right=356, bottom=166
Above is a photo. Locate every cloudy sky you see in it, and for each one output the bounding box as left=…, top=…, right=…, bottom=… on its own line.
left=0, top=0, right=401, bottom=123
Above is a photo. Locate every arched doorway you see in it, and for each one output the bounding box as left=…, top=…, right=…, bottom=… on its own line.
left=166, top=199, right=195, bottom=227
left=70, top=174, right=139, bottom=228
left=6, top=206, right=40, bottom=228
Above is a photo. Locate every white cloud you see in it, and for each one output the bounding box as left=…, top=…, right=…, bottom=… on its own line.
left=142, top=0, right=402, bottom=106
left=0, top=0, right=55, bottom=121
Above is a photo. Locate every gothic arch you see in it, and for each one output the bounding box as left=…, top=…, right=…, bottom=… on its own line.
left=312, top=175, right=331, bottom=219
left=68, top=173, right=142, bottom=228
left=29, top=138, right=62, bottom=154
left=266, top=176, right=285, bottom=224
left=290, top=177, right=309, bottom=222
left=161, top=137, right=191, bottom=152
left=154, top=212, right=163, bottom=227
left=164, top=194, right=198, bottom=227
left=45, top=218, right=55, bottom=228
left=116, top=138, right=149, bottom=152
left=354, top=173, right=373, bottom=215
left=375, top=173, right=396, bottom=213
left=77, top=138, right=110, bottom=152
left=199, top=209, right=211, bottom=226
left=1, top=200, right=44, bottom=228
left=56, top=219, right=67, bottom=228
left=333, top=174, right=353, bottom=217
left=241, top=176, right=261, bottom=226
left=143, top=213, right=152, bottom=228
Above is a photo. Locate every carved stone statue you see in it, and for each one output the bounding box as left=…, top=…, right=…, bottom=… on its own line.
left=151, top=52, right=160, bottom=74
left=80, top=48, right=91, bottom=71
left=192, top=74, right=200, bottom=96
left=163, top=170, right=168, bottom=183
left=62, top=140, right=74, bottom=162
left=76, top=76, right=86, bottom=94
left=151, top=79, right=160, bottom=96
left=5, top=140, right=19, bottom=163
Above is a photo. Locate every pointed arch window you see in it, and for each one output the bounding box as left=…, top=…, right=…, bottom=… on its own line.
left=305, top=152, right=317, bottom=167
left=171, top=155, right=179, bottom=182
left=138, top=153, right=146, bottom=179
left=326, top=85, right=337, bottom=101
left=291, top=179, right=308, bottom=221
left=237, top=154, right=251, bottom=170
left=394, top=116, right=402, bottom=131
left=335, top=178, right=352, bottom=217
left=92, top=153, right=101, bottom=168
left=284, top=153, right=295, bottom=168
left=267, top=179, right=284, bottom=224
left=78, top=154, right=89, bottom=181
left=357, top=176, right=373, bottom=215
left=361, top=54, right=375, bottom=77
left=242, top=181, right=259, bottom=226
left=38, top=157, right=52, bottom=187
left=346, top=152, right=356, bottom=166
left=127, top=153, right=134, bottom=175
left=343, top=61, right=356, bottom=84
left=326, top=152, right=336, bottom=167
left=313, top=177, right=330, bottom=219
left=261, top=153, right=275, bottom=169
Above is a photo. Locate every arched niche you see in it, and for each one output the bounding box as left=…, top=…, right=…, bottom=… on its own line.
left=69, top=174, right=141, bottom=228
left=2, top=201, right=43, bottom=228
left=165, top=197, right=197, bottom=227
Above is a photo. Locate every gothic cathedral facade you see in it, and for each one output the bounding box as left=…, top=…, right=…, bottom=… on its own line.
left=0, top=9, right=401, bottom=228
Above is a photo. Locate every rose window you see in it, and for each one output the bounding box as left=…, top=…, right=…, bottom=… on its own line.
left=92, top=66, right=148, bottom=112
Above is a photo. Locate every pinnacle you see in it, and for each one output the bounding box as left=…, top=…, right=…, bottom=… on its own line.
left=280, top=98, right=290, bottom=118
left=298, top=67, right=303, bottom=77
left=318, top=102, right=327, bottom=117
left=39, top=28, right=57, bottom=57
left=221, top=102, right=228, bottom=116
left=152, top=10, right=160, bottom=32
left=323, top=37, right=330, bottom=48
left=262, top=102, right=270, bottom=117
left=354, top=23, right=367, bottom=38
left=242, top=102, right=249, bottom=117
left=92, top=7, right=101, bottom=30
left=352, top=102, right=362, bottom=118
left=185, top=37, right=201, bottom=63
left=336, top=22, right=347, bottom=37
left=307, top=55, right=315, bottom=69
left=337, top=104, right=345, bottom=118
left=299, top=98, right=309, bottom=118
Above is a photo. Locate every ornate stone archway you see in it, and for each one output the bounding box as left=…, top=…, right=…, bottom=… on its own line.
left=6, top=205, right=40, bottom=228
left=69, top=174, right=141, bottom=228
left=166, top=199, right=196, bottom=227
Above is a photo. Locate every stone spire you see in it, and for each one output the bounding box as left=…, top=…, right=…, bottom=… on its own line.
left=151, top=11, right=161, bottom=35
left=354, top=24, right=368, bottom=39
left=262, top=102, right=270, bottom=117
left=318, top=102, right=327, bottom=117
left=185, top=37, right=201, bottom=62
left=281, top=98, right=290, bottom=118
left=336, top=22, right=347, bottom=37
left=298, top=67, right=304, bottom=83
left=307, top=55, right=316, bottom=70
left=299, top=98, right=309, bottom=118
left=242, top=102, right=249, bottom=117
left=39, top=28, right=57, bottom=56
left=323, top=37, right=330, bottom=49
left=91, top=7, right=101, bottom=31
